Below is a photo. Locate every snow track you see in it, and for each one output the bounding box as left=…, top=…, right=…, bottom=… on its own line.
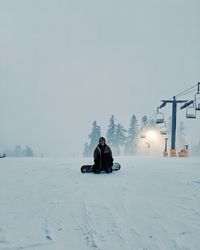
left=79, top=201, right=125, bottom=250
left=0, top=157, right=200, bottom=250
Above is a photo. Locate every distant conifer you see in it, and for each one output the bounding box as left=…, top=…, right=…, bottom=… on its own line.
left=124, top=114, right=138, bottom=155
left=83, top=121, right=101, bottom=157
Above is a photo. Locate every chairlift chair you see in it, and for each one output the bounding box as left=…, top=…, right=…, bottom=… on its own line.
left=195, top=82, right=200, bottom=110
left=156, top=111, right=164, bottom=124
left=140, top=127, right=146, bottom=138
left=186, top=106, right=196, bottom=119
left=195, top=92, right=200, bottom=111
left=160, top=123, right=167, bottom=135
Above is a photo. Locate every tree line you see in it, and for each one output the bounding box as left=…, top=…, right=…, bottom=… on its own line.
left=83, top=114, right=188, bottom=157
left=83, top=114, right=154, bottom=157
left=4, top=145, right=34, bottom=157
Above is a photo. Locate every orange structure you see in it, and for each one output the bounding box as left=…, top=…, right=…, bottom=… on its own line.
left=170, top=149, right=177, bottom=157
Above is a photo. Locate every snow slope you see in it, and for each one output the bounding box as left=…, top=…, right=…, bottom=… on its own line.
left=0, top=156, right=200, bottom=250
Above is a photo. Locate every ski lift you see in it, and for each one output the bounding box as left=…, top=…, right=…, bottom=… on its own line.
left=140, top=127, right=147, bottom=138
left=156, top=108, right=164, bottom=124
left=195, top=82, right=200, bottom=110
left=186, top=105, right=196, bottom=119
left=160, top=122, right=167, bottom=135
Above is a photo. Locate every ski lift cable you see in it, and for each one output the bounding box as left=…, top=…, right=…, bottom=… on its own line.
left=149, top=84, right=199, bottom=125
left=148, top=83, right=199, bottom=132
left=161, top=83, right=198, bottom=104
left=175, top=83, right=197, bottom=98
left=176, top=89, right=197, bottom=98
left=155, top=83, right=199, bottom=113
left=177, top=96, right=200, bottom=111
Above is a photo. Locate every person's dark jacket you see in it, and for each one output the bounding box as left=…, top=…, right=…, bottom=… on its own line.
left=93, top=144, right=113, bottom=171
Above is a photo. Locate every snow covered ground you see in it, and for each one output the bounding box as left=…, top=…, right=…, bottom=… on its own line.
left=0, top=156, right=200, bottom=250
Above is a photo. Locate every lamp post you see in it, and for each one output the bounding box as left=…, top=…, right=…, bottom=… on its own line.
left=163, top=137, right=168, bottom=157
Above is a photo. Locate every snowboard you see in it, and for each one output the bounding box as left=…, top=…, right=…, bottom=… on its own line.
left=81, top=162, right=121, bottom=173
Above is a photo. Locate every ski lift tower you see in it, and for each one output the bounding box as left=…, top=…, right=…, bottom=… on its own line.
left=159, top=96, right=188, bottom=156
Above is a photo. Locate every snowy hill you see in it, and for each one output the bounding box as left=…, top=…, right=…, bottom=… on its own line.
left=0, top=156, right=200, bottom=250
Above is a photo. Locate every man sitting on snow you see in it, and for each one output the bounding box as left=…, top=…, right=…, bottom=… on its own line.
left=93, top=137, right=113, bottom=174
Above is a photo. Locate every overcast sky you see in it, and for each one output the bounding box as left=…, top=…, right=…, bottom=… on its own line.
left=0, top=0, right=200, bottom=157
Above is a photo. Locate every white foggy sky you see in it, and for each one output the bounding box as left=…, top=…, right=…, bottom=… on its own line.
left=0, top=0, right=200, bottom=156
